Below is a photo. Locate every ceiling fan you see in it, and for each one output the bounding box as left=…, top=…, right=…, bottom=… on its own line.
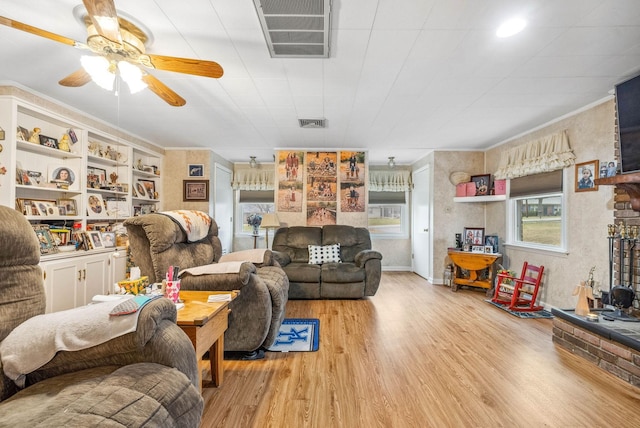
left=0, top=0, right=224, bottom=106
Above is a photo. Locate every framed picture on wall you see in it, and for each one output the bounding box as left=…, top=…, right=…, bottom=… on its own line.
left=575, top=160, right=598, bottom=192
left=188, top=164, right=204, bottom=177
left=183, top=180, right=209, bottom=201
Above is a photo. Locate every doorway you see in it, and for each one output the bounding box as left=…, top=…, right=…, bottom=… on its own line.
left=412, top=165, right=431, bottom=280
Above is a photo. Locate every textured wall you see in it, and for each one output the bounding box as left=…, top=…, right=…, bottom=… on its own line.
left=485, top=99, right=616, bottom=308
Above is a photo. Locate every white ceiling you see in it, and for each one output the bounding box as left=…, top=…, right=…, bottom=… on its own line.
left=1, top=0, right=639, bottom=166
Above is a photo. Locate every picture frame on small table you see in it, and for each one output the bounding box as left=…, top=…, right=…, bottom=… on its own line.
left=463, top=227, right=484, bottom=246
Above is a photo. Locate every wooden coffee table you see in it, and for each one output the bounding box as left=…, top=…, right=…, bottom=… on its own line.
left=176, top=290, right=238, bottom=391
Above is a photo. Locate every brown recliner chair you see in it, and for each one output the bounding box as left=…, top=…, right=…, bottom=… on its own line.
left=124, top=212, right=289, bottom=358
left=0, top=206, right=203, bottom=427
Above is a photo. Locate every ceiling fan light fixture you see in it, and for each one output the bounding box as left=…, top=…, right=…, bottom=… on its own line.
left=81, top=55, right=115, bottom=90
left=117, top=61, right=147, bottom=94
left=249, top=156, right=257, bottom=168
left=496, top=17, right=527, bottom=38
left=388, top=157, right=396, bottom=169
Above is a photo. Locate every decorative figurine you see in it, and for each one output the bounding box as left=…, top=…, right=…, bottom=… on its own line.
left=573, top=280, right=594, bottom=316
left=28, top=127, right=41, bottom=144
left=136, top=159, right=144, bottom=170
left=58, top=134, right=71, bottom=152
left=109, top=172, right=118, bottom=184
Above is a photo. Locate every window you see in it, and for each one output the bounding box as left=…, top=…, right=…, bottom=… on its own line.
left=508, top=170, right=566, bottom=252
left=368, top=191, right=408, bottom=237
left=237, top=190, right=274, bottom=235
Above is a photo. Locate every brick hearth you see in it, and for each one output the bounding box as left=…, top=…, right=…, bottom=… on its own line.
left=552, top=309, right=640, bottom=388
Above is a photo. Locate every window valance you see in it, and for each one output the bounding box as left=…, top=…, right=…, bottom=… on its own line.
left=232, top=165, right=275, bottom=190
left=494, top=130, right=575, bottom=179
left=369, top=169, right=413, bottom=192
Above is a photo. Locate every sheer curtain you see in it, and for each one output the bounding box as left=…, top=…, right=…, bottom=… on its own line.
left=494, top=130, right=575, bottom=179
left=231, top=165, right=275, bottom=190
left=369, top=169, right=413, bottom=192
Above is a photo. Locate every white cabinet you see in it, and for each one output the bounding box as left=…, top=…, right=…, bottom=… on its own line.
left=41, top=250, right=116, bottom=313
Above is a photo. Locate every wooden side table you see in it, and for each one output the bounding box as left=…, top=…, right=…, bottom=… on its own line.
left=176, top=290, right=238, bottom=391
left=447, top=250, right=502, bottom=292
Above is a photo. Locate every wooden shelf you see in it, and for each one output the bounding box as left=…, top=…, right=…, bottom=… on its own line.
left=595, top=172, right=640, bottom=211
left=454, top=194, right=506, bottom=203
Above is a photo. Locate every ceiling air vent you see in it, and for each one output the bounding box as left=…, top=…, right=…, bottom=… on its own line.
left=299, top=118, right=326, bottom=128
left=253, top=0, right=331, bottom=58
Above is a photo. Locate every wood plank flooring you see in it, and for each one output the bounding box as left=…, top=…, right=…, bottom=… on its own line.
left=200, top=272, right=640, bottom=427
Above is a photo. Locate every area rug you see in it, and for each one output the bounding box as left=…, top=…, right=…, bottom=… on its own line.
left=267, top=318, right=319, bottom=352
left=485, top=300, right=554, bottom=319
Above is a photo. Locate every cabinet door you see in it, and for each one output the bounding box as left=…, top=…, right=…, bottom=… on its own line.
left=80, top=254, right=110, bottom=306
left=42, top=259, right=80, bottom=313
left=111, top=251, right=127, bottom=285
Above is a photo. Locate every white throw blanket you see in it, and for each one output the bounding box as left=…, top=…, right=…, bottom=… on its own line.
left=180, top=261, right=246, bottom=276
left=160, top=210, right=211, bottom=242
left=0, top=297, right=140, bottom=388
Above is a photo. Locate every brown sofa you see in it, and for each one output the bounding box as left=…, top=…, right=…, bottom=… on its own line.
left=272, top=225, right=382, bottom=299
left=0, top=206, right=203, bottom=427
left=124, top=212, right=289, bottom=357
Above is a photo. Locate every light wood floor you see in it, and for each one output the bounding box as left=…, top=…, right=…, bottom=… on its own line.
left=200, top=272, right=640, bottom=427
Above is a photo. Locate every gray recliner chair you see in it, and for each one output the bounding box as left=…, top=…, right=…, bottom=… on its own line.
left=0, top=206, right=203, bottom=427
left=124, top=212, right=289, bottom=358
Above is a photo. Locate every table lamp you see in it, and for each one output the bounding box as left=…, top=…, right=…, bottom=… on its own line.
left=260, top=213, right=280, bottom=249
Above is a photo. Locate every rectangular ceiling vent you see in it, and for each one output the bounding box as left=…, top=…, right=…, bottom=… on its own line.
left=299, top=118, right=326, bottom=128
left=253, top=0, right=331, bottom=58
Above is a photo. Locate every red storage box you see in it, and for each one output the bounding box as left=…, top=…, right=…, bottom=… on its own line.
left=456, top=183, right=467, bottom=197
left=465, top=182, right=477, bottom=196
left=494, top=179, right=506, bottom=195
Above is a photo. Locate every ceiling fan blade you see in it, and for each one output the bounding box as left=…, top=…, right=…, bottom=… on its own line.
left=144, top=54, right=224, bottom=78
left=0, top=15, right=84, bottom=48
left=59, top=69, right=92, bottom=87
left=142, top=74, right=186, bottom=107
left=82, top=0, right=123, bottom=45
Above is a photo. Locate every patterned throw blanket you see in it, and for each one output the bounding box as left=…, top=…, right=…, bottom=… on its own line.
left=160, top=210, right=211, bottom=242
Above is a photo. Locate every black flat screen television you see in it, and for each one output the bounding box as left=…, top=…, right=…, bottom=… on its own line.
left=616, top=73, right=640, bottom=173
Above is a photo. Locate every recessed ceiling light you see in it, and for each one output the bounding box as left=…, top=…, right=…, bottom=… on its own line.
left=496, top=18, right=527, bottom=38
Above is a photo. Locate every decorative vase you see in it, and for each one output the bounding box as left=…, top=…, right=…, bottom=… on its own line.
left=252, top=225, right=260, bottom=236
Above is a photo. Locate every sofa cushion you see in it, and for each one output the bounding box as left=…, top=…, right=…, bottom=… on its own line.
left=282, top=263, right=321, bottom=283
left=0, top=363, right=203, bottom=427
left=308, top=243, right=341, bottom=264
left=321, top=225, right=371, bottom=263
left=272, top=227, right=322, bottom=263
left=321, top=262, right=366, bottom=284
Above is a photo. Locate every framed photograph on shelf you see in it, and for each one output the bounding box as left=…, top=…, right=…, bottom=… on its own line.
left=105, top=199, right=130, bottom=217
left=138, top=179, right=156, bottom=199
left=16, top=126, right=30, bottom=141
left=87, top=194, right=105, bottom=217
left=484, top=235, right=499, bottom=253
left=140, top=204, right=155, bottom=215
left=134, top=181, right=147, bottom=199
left=87, top=166, right=107, bottom=189
left=101, top=231, right=116, bottom=248
left=183, top=179, right=209, bottom=202
left=49, top=164, right=78, bottom=189
left=33, top=225, right=58, bottom=255
left=575, top=160, right=598, bottom=192
left=88, top=231, right=104, bottom=249
left=188, top=164, right=204, bottom=177
left=471, top=245, right=485, bottom=253
left=57, top=198, right=77, bottom=216
left=38, top=134, right=58, bottom=149
left=463, top=227, right=485, bottom=246
left=470, top=174, right=491, bottom=196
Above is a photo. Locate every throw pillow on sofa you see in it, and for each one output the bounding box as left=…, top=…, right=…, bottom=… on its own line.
left=308, top=243, right=341, bottom=264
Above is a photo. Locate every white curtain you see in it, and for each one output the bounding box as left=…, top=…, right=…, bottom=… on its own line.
left=494, top=130, right=575, bottom=179
left=231, top=165, right=275, bottom=190
left=369, top=169, right=413, bottom=192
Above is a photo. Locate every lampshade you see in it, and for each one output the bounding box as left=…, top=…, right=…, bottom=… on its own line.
left=260, top=213, right=280, bottom=229
left=117, top=61, right=147, bottom=94
left=81, top=55, right=115, bottom=91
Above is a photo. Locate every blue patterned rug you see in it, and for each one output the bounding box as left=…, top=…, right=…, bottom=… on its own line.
left=485, top=300, right=554, bottom=319
left=268, top=318, right=320, bottom=352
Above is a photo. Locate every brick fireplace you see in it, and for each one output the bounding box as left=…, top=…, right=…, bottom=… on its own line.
left=552, top=309, right=640, bottom=387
